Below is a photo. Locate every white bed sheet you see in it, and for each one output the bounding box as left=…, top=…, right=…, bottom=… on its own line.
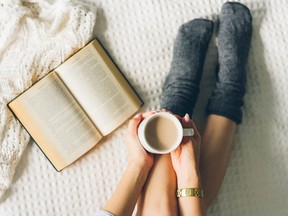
left=1, top=0, right=288, bottom=215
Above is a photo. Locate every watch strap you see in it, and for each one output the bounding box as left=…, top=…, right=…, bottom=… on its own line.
left=176, top=188, right=204, bottom=198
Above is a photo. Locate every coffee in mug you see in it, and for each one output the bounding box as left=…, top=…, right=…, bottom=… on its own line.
left=138, top=112, right=194, bottom=154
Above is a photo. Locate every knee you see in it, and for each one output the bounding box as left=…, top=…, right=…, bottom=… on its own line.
left=138, top=199, right=178, bottom=216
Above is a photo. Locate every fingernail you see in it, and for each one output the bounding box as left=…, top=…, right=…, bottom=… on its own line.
left=134, top=113, right=141, bottom=118
left=184, top=113, right=190, bottom=122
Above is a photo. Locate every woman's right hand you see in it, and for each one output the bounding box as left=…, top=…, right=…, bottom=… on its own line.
left=125, top=111, right=155, bottom=171
left=170, top=114, right=202, bottom=188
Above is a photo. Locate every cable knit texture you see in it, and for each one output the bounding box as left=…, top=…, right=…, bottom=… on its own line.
left=0, top=0, right=96, bottom=198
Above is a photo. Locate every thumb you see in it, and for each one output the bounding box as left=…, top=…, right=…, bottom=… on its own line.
left=181, top=113, right=191, bottom=128
left=180, top=113, right=191, bottom=143
left=128, top=113, right=142, bottom=135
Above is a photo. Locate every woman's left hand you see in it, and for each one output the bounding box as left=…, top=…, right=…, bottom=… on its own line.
left=170, top=114, right=202, bottom=187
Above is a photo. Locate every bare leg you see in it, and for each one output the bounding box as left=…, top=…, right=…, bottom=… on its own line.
left=136, top=154, right=178, bottom=216
left=156, top=19, right=213, bottom=215
left=200, top=114, right=236, bottom=210
left=201, top=2, right=252, bottom=210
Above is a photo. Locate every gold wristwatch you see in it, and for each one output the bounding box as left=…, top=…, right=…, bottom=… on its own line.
left=176, top=188, right=204, bottom=198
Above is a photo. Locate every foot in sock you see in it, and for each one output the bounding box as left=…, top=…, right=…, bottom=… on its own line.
left=206, top=2, right=253, bottom=124
left=161, top=19, right=213, bottom=117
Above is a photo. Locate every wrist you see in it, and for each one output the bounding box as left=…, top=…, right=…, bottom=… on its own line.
left=127, top=160, right=152, bottom=176
left=176, top=169, right=201, bottom=189
left=125, top=162, right=151, bottom=190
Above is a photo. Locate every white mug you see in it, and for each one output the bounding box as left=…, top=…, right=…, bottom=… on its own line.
left=138, top=112, right=194, bottom=154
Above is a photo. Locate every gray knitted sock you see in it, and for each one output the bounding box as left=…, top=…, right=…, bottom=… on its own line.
left=206, top=2, right=252, bottom=124
left=161, top=19, right=213, bottom=117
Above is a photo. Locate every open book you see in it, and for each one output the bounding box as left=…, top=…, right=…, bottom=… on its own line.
left=8, top=39, right=143, bottom=171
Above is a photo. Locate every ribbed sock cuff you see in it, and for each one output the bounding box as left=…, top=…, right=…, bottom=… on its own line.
left=160, top=90, right=199, bottom=117
left=161, top=102, right=191, bottom=117
left=206, top=98, right=243, bottom=124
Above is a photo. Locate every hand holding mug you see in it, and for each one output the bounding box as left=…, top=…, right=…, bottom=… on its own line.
left=170, top=114, right=202, bottom=188
left=124, top=112, right=155, bottom=170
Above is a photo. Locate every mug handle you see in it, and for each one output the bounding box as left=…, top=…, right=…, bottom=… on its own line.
left=183, top=128, right=194, bottom=137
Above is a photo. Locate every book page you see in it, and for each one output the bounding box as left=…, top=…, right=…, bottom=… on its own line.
left=9, top=72, right=102, bottom=171
left=56, top=40, right=142, bottom=135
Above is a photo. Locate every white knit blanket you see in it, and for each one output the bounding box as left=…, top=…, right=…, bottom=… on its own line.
left=0, top=0, right=96, bottom=197
left=1, top=0, right=288, bottom=216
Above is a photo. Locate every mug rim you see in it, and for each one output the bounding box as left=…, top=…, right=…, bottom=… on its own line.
left=138, top=112, right=183, bottom=154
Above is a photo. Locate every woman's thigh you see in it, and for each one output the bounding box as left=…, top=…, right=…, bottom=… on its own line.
left=136, top=154, right=178, bottom=216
